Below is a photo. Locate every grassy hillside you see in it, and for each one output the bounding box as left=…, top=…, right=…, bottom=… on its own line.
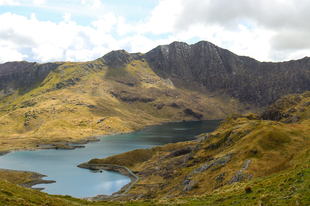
left=76, top=92, right=310, bottom=205
left=1, top=163, right=310, bottom=206
left=0, top=51, right=255, bottom=153
left=1, top=112, right=310, bottom=204
left=1, top=92, right=310, bottom=205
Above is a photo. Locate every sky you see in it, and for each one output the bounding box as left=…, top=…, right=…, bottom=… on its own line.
left=0, top=0, right=310, bottom=63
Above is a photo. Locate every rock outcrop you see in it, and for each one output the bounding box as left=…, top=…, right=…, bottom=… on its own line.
left=144, top=41, right=310, bottom=106
left=0, top=61, right=62, bottom=96
left=261, top=91, right=310, bottom=123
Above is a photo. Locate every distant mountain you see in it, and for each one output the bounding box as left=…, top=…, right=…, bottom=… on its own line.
left=2, top=41, right=310, bottom=107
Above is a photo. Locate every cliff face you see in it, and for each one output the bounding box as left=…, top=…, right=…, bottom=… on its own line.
left=0, top=61, right=63, bottom=96
left=144, top=41, right=310, bottom=106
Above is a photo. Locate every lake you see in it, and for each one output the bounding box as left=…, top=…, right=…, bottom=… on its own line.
left=0, top=120, right=220, bottom=198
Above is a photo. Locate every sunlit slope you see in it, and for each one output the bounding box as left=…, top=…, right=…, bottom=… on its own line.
left=83, top=93, right=310, bottom=204
left=0, top=50, right=252, bottom=152
left=261, top=91, right=310, bottom=123
left=2, top=93, right=310, bottom=205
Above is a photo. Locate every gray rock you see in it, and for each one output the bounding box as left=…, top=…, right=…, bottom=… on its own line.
left=215, top=172, right=226, bottom=181
left=228, top=159, right=252, bottom=184
left=182, top=179, right=196, bottom=192
left=144, top=41, right=310, bottom=106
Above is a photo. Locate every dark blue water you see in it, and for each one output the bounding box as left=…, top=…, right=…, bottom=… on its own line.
left=0, top=120, right=220, bottom=198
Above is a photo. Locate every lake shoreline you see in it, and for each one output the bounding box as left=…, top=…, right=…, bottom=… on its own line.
left=77, top=163, right=139, bottom=200
left=0, top=118, right=223, bottom=157
left=0, top=168, right=56, bottom=190
left=0, top=119, right=222, bottom=199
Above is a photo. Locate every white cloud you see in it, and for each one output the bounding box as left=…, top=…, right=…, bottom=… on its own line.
left=91, top=12, right=119, bottom=33
left=120, top=0, right=310, bottom=62
left=63, top=13, right=71, bottom=23
left=92, top=0, right=101, bottom=8
left=80, top=0, right=102, bottom=9
left=0, top=0, right=19, bottom=6
left=116, top=0, right=183, bottom=36
left=0, top=11, right=132, bottom=63
left=33, top=0, right=45, bottom=5
left=1, top=0, right=310, bottom=63
left=167, top=0, right=310, bottom=61
left=0, top=46, right=27, bottom=62
left=65, top=49, right=90, bottom=62
left=140, top=0, right=183, bottom=35
left=32, top=44, right=64, bottom=62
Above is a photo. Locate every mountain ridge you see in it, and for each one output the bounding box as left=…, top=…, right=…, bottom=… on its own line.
left=1, top=40, right=310, bottom=151
left=143, top=41, right=310, bottom=106
left=2, top=40, right=310, bottom=107
left=0, top=42, right=252, bottom=152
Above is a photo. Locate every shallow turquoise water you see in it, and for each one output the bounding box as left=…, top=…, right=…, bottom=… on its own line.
left=0, top=120, right=220, bottom=198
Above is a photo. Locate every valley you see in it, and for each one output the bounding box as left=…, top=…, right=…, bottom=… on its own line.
left=1, top=41, right=310, bottom=205
left=0, top=43, right=257, bottom=153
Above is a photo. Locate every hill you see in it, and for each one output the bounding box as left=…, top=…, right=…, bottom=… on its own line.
left=80, top=92, right=310, bottom=205
left=1, top=92, right=310, bottom=205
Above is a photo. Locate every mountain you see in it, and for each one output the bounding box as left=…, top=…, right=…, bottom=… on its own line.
left=1, top=40, right=310, bottom=152
left=144, top=41, right=310, bottom=106
left=0, top=44, right=250, bottom=153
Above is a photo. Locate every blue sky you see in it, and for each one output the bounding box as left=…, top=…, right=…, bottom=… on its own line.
left=0, top=0, right=310, bottom=63
left=4, top=1, right=158, bottom=26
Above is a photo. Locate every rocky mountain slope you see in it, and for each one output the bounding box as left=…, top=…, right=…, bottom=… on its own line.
left=1, top=40, right=310, bottom=152
left=0, top=47, right=250, bottom=152
left=144, top=41, right=310, bottom=106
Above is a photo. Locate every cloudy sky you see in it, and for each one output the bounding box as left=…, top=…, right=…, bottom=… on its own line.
left=0, top=0, right=309, bottom=63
